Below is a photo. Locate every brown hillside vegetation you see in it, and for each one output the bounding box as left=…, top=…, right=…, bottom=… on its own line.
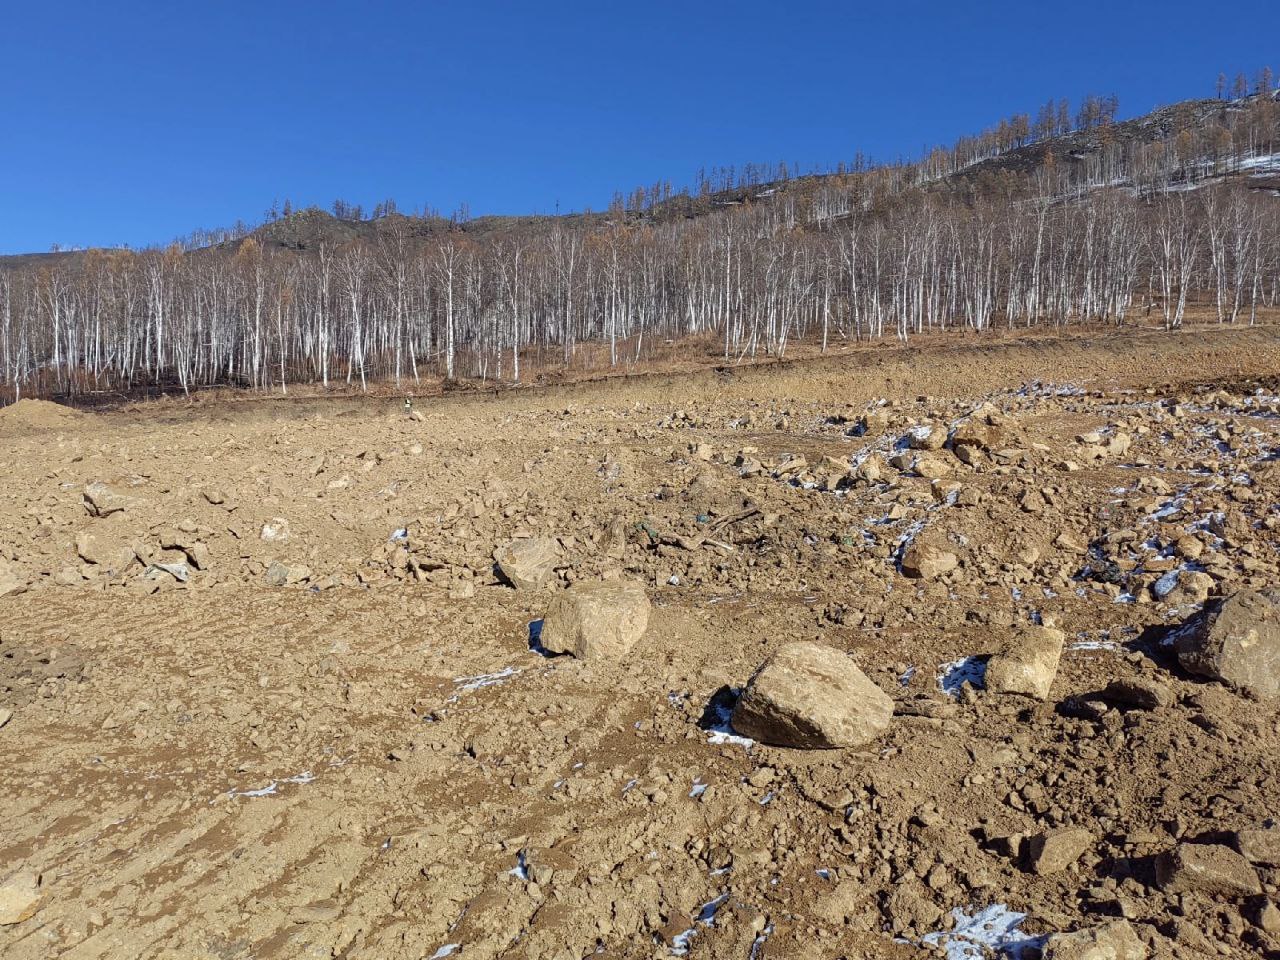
left=3, top=327, right=1280, bottom=957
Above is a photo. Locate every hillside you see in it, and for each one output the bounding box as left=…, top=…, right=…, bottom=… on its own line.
left=5, top=90, right=1278, bottom=269
left=0, top=86, right=1278, bottom=403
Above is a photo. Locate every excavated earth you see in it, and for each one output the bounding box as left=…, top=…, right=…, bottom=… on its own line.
left=2, top=326, right=1280, bottom=959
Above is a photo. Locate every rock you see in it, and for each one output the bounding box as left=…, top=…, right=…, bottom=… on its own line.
left=1255, top=899, right=1280, bottom=935
left=1027, top=827, right=1094, bottom=874
left=1055, top=532, right=1087, bottom=553
left=1155, top=843, right=1261, bottom=897
left=908, top=424, right=946, bottom=451
left=185, top=541, right=213, bottom=571
left=539, top=580, right=651, bottom=660
left=1235, top=827, right=1280, bottom=867
left=913, top=454, right=952, bottom=480
left=950, top=418, right=1003, bottom=451
left=83, top=481, right=128, bottom=517
left=883, top=879, right=944, bottom=933
left=985, top=626, right=1065, bottom=700
left=0, top=559, right=23, bottom=597
left=494, top=537, right=560, bottom=591
left=1155, top=569, right=1213, bottom=607
left=1101, top=678, right=1172, bottom=711
left=74, top=530, right=134, bottom=571
left=54, top=566, right=83, bottom=586
left=266, top=561, right=311, bottom=586
left=145, top=562, right=191, bottom=583
left=1175, top=590, right=1280, bottom=699
left=858, top=409, right=889, bottom=436
left=0, top=872, right=43, bottom=925
left=852, top=455, right=887, bottom=484
left=900, top=543, right=957, bottom=580
left=260, top=518, right=291, bottom=542
left=1042, top=919, right=1145, bottom=960
left=0, top=708, right=10, bottom=729
left=730, top=641, right=893, bottom=749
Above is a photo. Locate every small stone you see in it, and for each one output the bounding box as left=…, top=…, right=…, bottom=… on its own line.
left=494, top=537, right=560, bottom=591
left=266, top=561, right=311, bottom=586
left=913, top=454, right=952, bottom=480
left=900, top=543, right=957, bottom=580
left=985, top=626, right=1065, bottom=700
left=260, top=518, right=291, bottom=542
left=1042, top=919, right=1145, bottom=960
left=1101, top=678, right=1172, bottom=711
left=1235, top=827, right=1280, bottom=867
left=1027, top=827, right=1094, bottom=874
left=1155, top=843, right=1261, bottom=897
left=951, top=418, right=1003, bottom=452
left=1159, top=569, right=1213, bottom=607
left=853, top=455, right=887, bottom=484
left=908, top=424, right=946, bottom=450
left=0, top=559, right=23, bottom=597
left=1255, top=899, right=1280, bottom=934
left=83, top=481, right=128, bottom=517
left=539, top=580, right=651, bottom=660
left=730, top=641, right=893, bottom=749
left=0, top=872, right=43, bottom=925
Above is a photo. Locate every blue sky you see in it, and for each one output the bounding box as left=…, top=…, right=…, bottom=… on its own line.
left=1, top=1, right=1276, bottom=253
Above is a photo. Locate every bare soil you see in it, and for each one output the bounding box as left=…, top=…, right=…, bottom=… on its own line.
left=2, top=326, right=1280, bottom=959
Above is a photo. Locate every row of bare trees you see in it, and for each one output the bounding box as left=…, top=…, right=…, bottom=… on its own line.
left=3, top=183, right=1276, bottom=400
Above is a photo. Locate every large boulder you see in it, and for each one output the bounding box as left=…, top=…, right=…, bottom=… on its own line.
left=1155, top=843, right=1261, bottom=897
left=730, top=641, right=893, bottom=749
left=1042, top=920, right=1145, bottom=960
left=985, top=625, right=1065, bottom=700
left=539, top=580, right=651, bottom=660
left=494, top=537, right=560, bottom=591
left=1175, top=590, right=1280, bottom=699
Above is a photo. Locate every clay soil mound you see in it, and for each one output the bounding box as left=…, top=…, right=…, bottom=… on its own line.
left=0, top=398, right=84, bottom=429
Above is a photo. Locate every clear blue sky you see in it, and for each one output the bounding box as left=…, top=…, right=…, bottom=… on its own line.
left=1, top=1, right=1276, bottom=253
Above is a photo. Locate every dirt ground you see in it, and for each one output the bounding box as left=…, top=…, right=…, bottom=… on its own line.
left=2, top=325, right=1280, bottom=959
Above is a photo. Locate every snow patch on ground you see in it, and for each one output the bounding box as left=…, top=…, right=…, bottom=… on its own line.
left=705, top=690, right=755, bottom=749
left=669, top=893, right=730, bottom=956
left=917, top=904, right=1047, bottom=959
left=223, top=770, right=315, bottom=801
left=454, top=666, right=520, bottom=692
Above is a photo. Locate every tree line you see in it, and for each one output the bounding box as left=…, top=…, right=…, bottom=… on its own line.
left=1, top=93, right=1278, bottom=400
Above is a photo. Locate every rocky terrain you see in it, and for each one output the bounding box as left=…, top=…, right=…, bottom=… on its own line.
left=2, top=326, right=1280, bottom=959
